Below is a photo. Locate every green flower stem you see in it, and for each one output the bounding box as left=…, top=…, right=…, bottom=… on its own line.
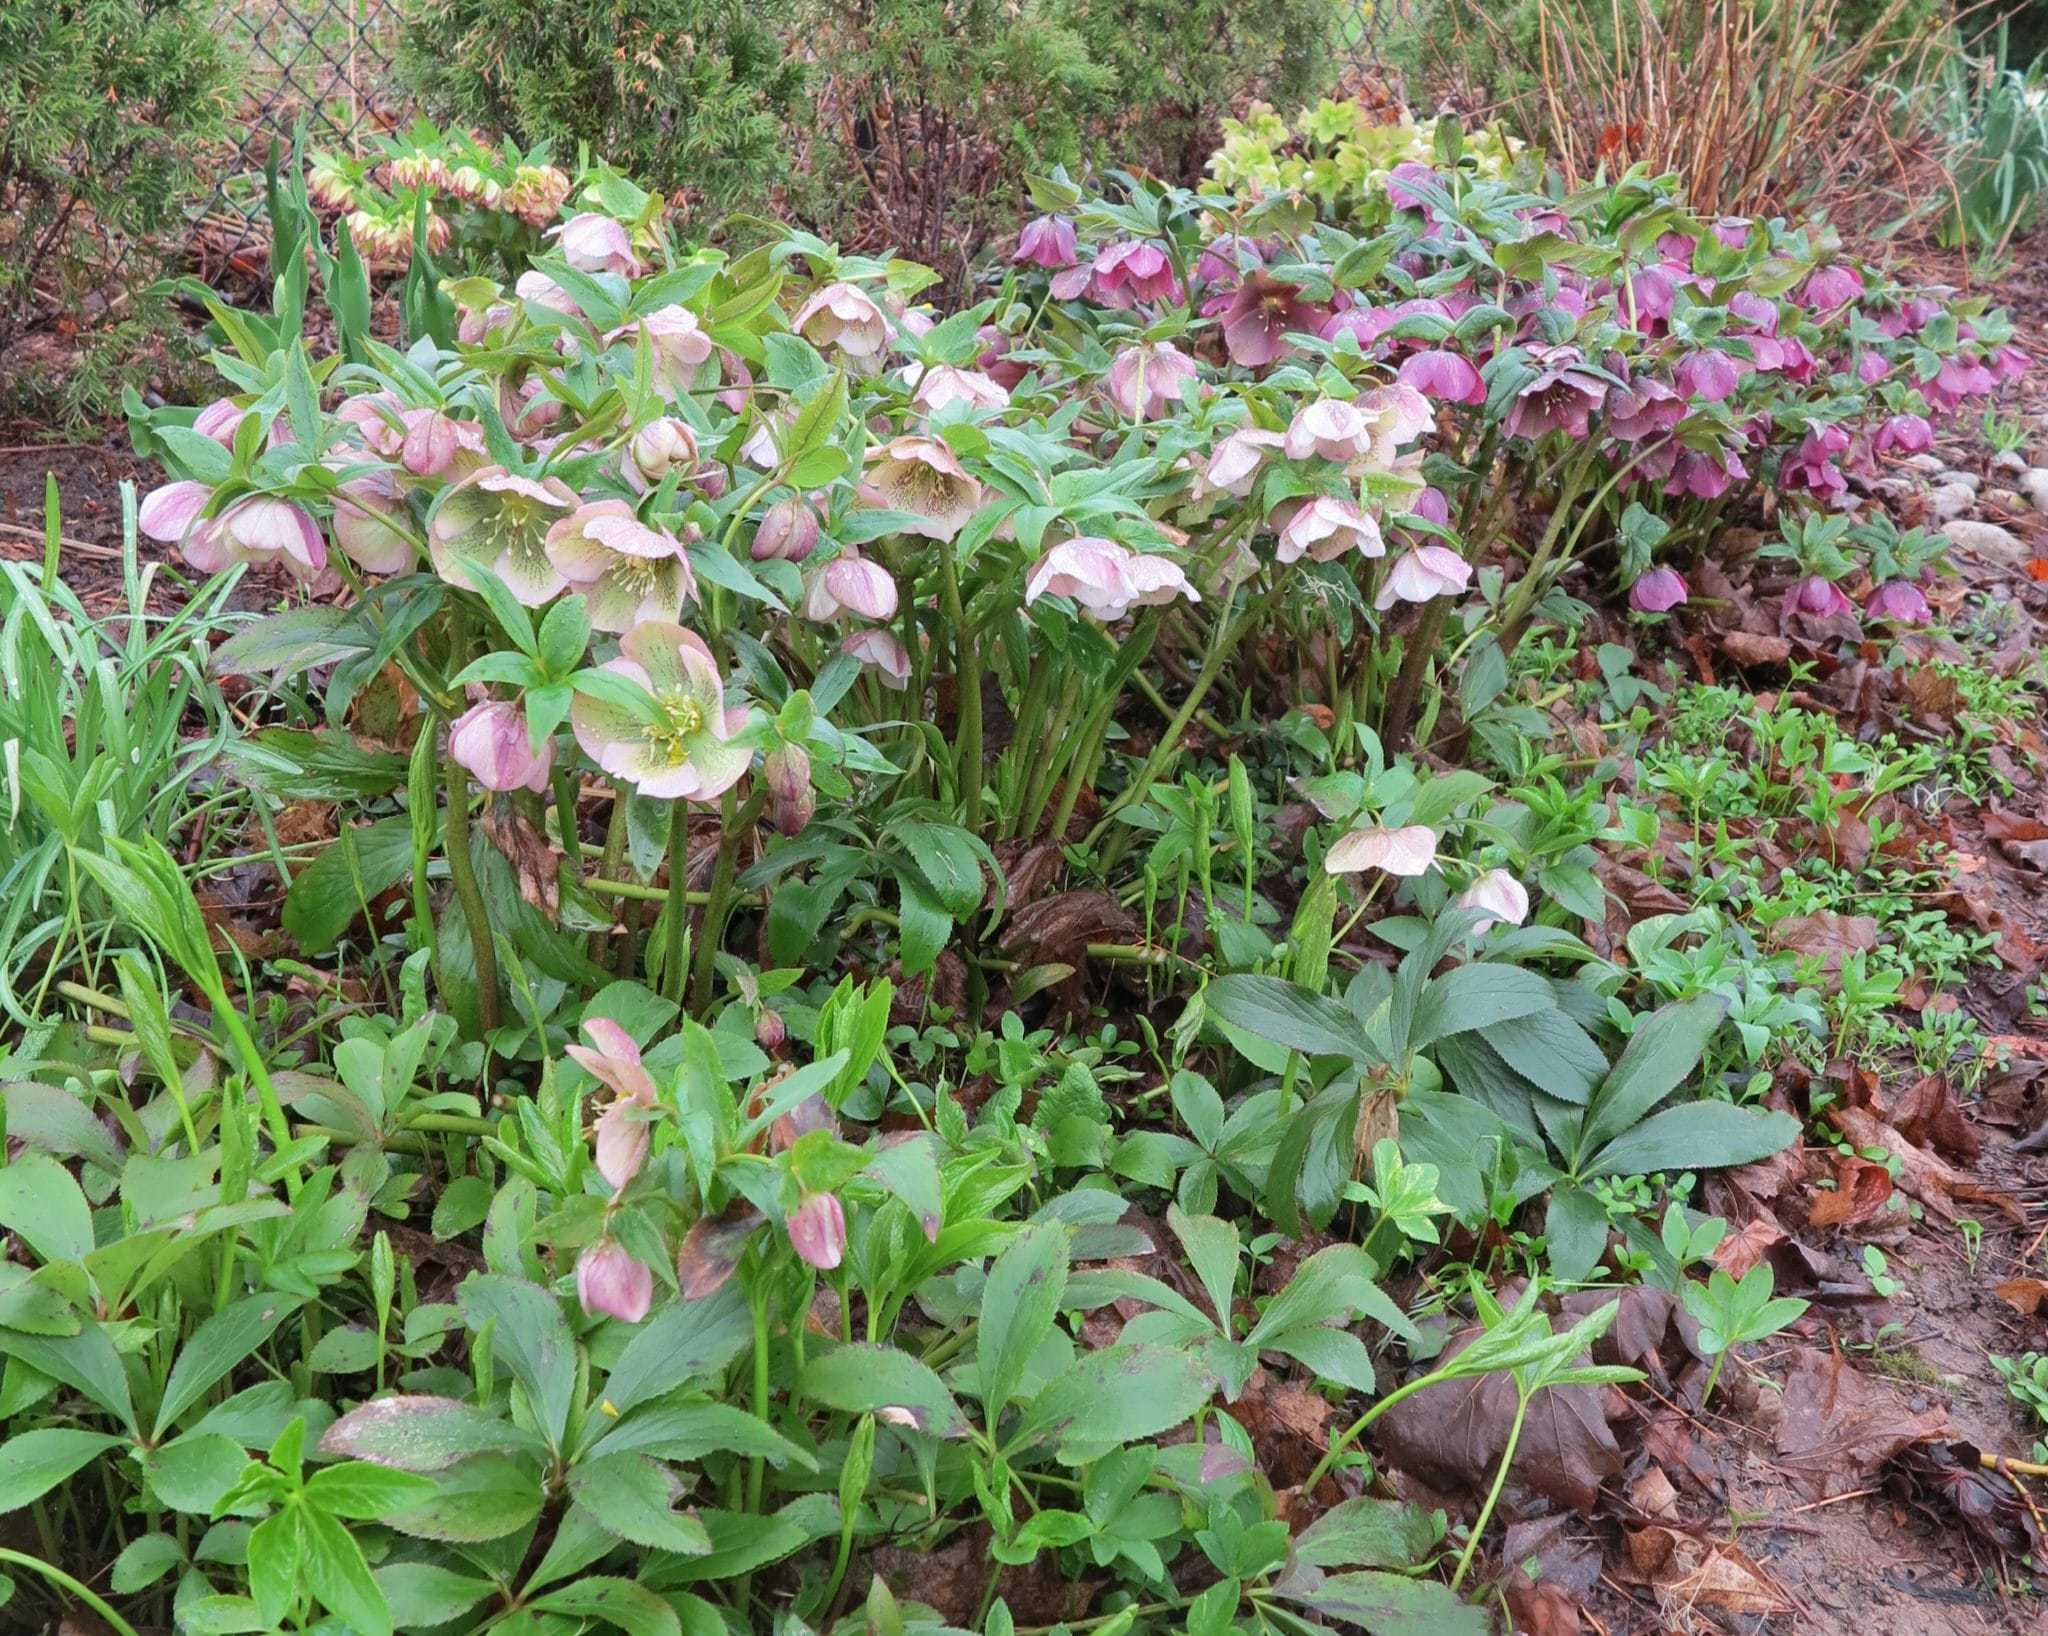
left=662, top=799, right=692, bottom=1004
left=1299, top=1364, right=1457, bottom=1497
left=440, top=744, right=502, bottom=1036
left=585, top=876, right=725, bottom=905
left=1451, top=1386, right=1530, bottom=1591
left=552, top=768, right=584, bottom=876
left=936, top=538, right=983, bottom=827
left=690, top=784, right=768, bottom=1012
left=588, top=792, right=632, bottom=963
left=0, top=1547, right=141, bottom=1636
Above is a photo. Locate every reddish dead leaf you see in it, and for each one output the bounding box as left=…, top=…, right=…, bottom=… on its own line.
left=1823, top=1102, right=2020, bottom=1222
left=1805, top=1153, right=1895, bottom=1229
left=1710, top=1217, right=1788, bottom=1279
left=1719, top=629, right=1793, bottom=666
left=1885, top=1074, right=1981, bottom=1163
left=1765, top=911, right=1878, bottom=982
left=1774, top=1346, right=1950, bottom=1499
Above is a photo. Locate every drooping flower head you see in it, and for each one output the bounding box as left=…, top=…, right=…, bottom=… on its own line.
left=764, top=744, right=814, bottom=836
left=787, top=1192, right=847, bottom=1270
left=429, top=467, right=578, bottom=604
left=625, top=418, right=702, bottom=493
left=1284, top=397, right=1375, bottom=463
left=1457, top=869, right=1531, bottom=932
left=331, top=469, right=416, bottom=575
left=1397, top=348, right=1485, bottom=406
left=1503, top=345, right=1608, bottom=441
left=1198, top=427, right=1286, bottom=499
left=449, top=698, right=553, bottom=793
left=1088, top=240, right=1182, bottom=308
left=1865, top=580, right=1931, bottom=624
left=1375, top=545, right=1472, bottom=609
left=1025, top=537, right=1199, bottom=620
left=913, top=365, right=1011, bottom=414
left=1873, top=413, right=1933, bottom=456
left=1013, top=214, right=1078, bottom=270
left=1220, top=273, right=1330, bottom=368
left=570, top=622, right=751, bottom=802
left=550, top=213, right=641, bottom=276
left=609, top=305, right=715, bottom=396
left=861, top=436, right=982, bottom=540
left=566, top=1018, right=661, bottom=1191
left=752, top=496, right=822, bottom=563
left=1275, top=495, right=1384, bottom=564
left=1628, top=566, right=1690, bottom=613
left=1325, top=823, right=1439, bottom=877
left=841, top=628, right=912, bottom=689
left=546, top=500, right=698, bottom=632
left=1106, top=342, right=1199, bottom=420
left=1785, top=574, right=1856, bottom=619
left=803, top=546, right=900, bottom=623
left=577, top=1241, right=654, bottom=1323
left=793, top=282, right=889, bottom=365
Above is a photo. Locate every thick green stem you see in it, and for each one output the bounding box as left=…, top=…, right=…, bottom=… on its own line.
left=0, top=1548, right=141, bottom=1636
left=441, top=749, right=501, bottom=1035
left=1452, top=1387, right=1530, bottom=1590
left=937, top=542, right=983, bottom=828
left=690, top=785, right=766, bottom=1012
left=662, top=799, right=692, bottom=1003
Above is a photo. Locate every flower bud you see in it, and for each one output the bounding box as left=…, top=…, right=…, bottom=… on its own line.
left=755, top=1009, right=787, bottom=1052
left=752, top=496, right=821, bottom=563
left=787, top=1192, right=847, bottom=1270
left=576, top=1241, right=653, bottom=1323
left=764, top=744, right=814, bottom=837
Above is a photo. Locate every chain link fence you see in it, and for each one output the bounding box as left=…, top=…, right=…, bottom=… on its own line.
left=198, top=0, right=408, bottom=262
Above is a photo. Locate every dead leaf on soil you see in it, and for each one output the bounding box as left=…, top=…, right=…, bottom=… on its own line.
left=1885, top=1074, right=1982, bottom=1164
left=1765, top=911, right=1879, bottom=981
left=1822, top=1102, right=2019, bottom=1222
left=1620, top=1525, right=1793, bottom=1616
left=1805, top=1153, right=1895, bottom=1229
left=1994, top=1277, right=2048, bottom=1316
left=1710, top=1217, right=1788, bottom=1279
left=1774, top=1346, right=1950, bottom=1499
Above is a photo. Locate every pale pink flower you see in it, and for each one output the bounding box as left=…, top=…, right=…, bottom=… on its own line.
left=793, top=282, right=889, bottom=364
left=609, top=305, right=716, bottom=396
left=1457, top=868, right=1530, bottom=931
left=1025, top=537, right=1198, bottom=620
left=567, top=1018, right=660, bottom=1191
left=1107, top=342, right=1199, bottom=420
left=176, top=495, right=327, bottom=584
left=913, top=365, right=1010, bottom=413
left=569, top=623, right=751, bottom=802
left=515, top=270, right=580, bottom=316
left=1013, top=214, right=1078, bottom=269
left=449, top=699, right=553, bottom=793
left=550, top=212, right=641, bottom=276
left=576, top=1241, right=653, bottom=1323
left=841, top=628, right=911, bottom=689
left=1397, top=348, right=1484, bottom=405
left=862, top=436, right=982, bottom=541
left=1200, top=428, right=1286, bottom=498
left=625, top=418, right=701, bottom=493
left=1275, top=495, right=1384, bottom=564
left=1324, top=824, right=1439, bottom=877
left=752, top=496, right=821, bottom=562
left=428, top=467, right=578, bottom=604
left=1284, top=397, right=1374, bottom=462
left=1375, top=546, right=1472, bottom=609
left=545, top=500, right=697, bottom=632
left=787, top=1192, right=847, bottom=1270
left=332, top=470, right=415, bottom=575
left=804, top=547, right=899, bottom=622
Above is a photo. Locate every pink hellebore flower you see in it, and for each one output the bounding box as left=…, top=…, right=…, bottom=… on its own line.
left=515, top=270, right=581, bottom=317
left=610, top=305, right=715, bottom=395
left=1013, top=214, right=1078, bottom=270
left=841, top=628, right=911, bottom=689
left=546, top=500, right=698, bottom=632
left=1857, top=352, right=1892, bottom=386
left=332, top=470, right=415, bottom=575
left=787, top=1192, right=847, bottom=1270
left=1628, top=566, right=1690, bottom=613
left=193, top=397, right=291, bottom=449
left=1664, top=447, right=1746, bottom=500
left=1375, top=545, right=1472, bottom=609
left=567, top=1018, right=661, bottom=1191
left=449, top=698, right=553, bottom=793
left=1606, top=375, right=1684, bottom=441
left=1504, top=346, right=1608, bottom=440
left=1457, top=868, right=1531, bottom=932
left=1276, top=495, right=1384, bottom=564
left=1926, top=353, right=1998, bottom=412
left=913, top=365, right=1010, bottom=413
left=753, top=496, right=821, bottom=563
left=576, top=1241, right=654, bottom=1323
left=1786, top=574, right=1856, bottom=619
left=1025, top=537, right=1198, bottom=620
left=1107, top=342, right=1199, bottom=420
left=1284, top=397, right=1375, bottom=463
left=428, top=467, right=578, bottom=604
left=1200, top=427, right=1286, bottom=499
left=1780, top=423, right=1850, bottom=500
left=1220, top=273, right=1329, bottom=368
left=1675, top=350, right=1739, bottom=404
left=793, top=282, right=890, bottom=365
left=1866, top=580, right=1931, bottom=624
left=1397, top=348, right=1485, bottom=406
left=550, top=212, right=641, bottom=276
left=1874, top=413, right=1933, bottom=456
left=764, top=744, right=814, bottom=836
left=1088, top=240, right=1181, bottom=308
left=626, top=418, right=701, bottom=493
left=862, top=435, right=983, bottom=541
left=1324, top=823, right=1439, bottom=877
left=804, top=547, right=900, bottom=623
left=1800, top=264, right=1865, bottom=313
left=570, top=622, right=752, bottom=802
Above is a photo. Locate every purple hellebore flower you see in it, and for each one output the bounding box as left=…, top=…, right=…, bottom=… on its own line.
left=1857, top=352, right=1892, bottom=385
left=1800, top=264, right=1865, bottom=313
left=1873, top=413, right=1933, bottom=456
left=1786, top=574, right=1856, bottom=619
left=1607, top=375, right=1685, bottom=440
left=1385, top=162, right=1437, bottom=211
left=449, top=698, right=553, bottom=793
left=1621, top=266, right=1677, bottom=331
left=1780, top=423, right=1850, bottom=499
left=1012, top=214, right=1078, bottom=270
left=1866, top=580, right=1931, bottom=624
left=1397, top=347, right=1485, bottom=405
left=1503, top=346, right=1608, bottom=440
left=1320, top=304, right=1397, bottom=348
left=1628, top=566, right=1690, bottom=613
left=1196, top=235, right=1264, bottom=290
left=1675, top=350, right=1739, bottom=404
left=1221, top=273, right=1329, bottom=368
left=576, top=1241, right=653, bottom=1323
left=1088, top=240, right=1181, bottom=308
left=1663, top=448, right=1746, bottom=499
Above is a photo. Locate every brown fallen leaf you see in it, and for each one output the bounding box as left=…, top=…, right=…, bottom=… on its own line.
left=1719, top=629, right=1793, bottom=666
left=1765, top=911, right=1879, bottom=982
left=1885, top=1073, right=1982, bottom=1164
left=1774, top=1346, right=1950, bottom=1499
left=1805, top=1153, right=1895, bottom=1229
left=1709, top=1217, right=1787, bottom=1279
left=1823, top=1102, right=2019, bottom=1222
left=1620, top=1525, right=1793, bottom=1616
left=1994, top=1277, right=2048, bottom=1316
